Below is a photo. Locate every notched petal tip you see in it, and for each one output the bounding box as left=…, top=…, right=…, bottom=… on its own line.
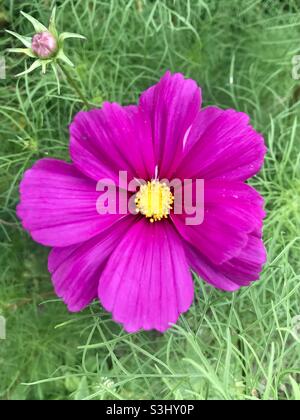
left=98, top=221, right=194, bottom=334
left=48, top=6, right=58, bottom=36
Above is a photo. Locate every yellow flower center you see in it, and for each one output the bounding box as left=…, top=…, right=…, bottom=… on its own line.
left=135, top=180, right=174, bottom=223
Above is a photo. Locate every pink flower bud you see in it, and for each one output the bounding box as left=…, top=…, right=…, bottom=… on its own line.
left=31, top=31, right=57, bottom=59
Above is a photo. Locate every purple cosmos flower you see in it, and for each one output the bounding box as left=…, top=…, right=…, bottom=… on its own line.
left=17, top=71, right=267, bottom=333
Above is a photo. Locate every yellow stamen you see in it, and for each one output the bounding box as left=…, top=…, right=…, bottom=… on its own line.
left=135, top=180, right=174, bottom=222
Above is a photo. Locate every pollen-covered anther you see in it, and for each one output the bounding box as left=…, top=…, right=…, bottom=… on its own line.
left=135, top=180, right=174, bottom=222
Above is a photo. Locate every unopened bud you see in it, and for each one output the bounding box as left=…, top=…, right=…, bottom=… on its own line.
left=31, top=31, right=57, bottom=58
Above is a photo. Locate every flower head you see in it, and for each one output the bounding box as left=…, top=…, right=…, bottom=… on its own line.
left=17, top=72, right=267, bottom=333
left=6, top=7, right=85, bottom=90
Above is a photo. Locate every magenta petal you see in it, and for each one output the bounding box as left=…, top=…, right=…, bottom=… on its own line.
left=220, top=233, right=267, bottom=284
left=48, top=216, right=135, bottom=312
left=98, top=219, right=194, bottom=333
left=70, top=103, right=156, bottom=184
left=172, top=181, right=265, bottom=265
left=186, top=231, right=266, bottom=291
left=139, top=71, right=201, bottom=177
left=175, top=107, right=266, bottom=181
left=182, top=106, right=224, bottom=153
left=17, top=158, right=124, bottom=247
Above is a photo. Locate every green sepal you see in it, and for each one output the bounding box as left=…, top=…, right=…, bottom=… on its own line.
left=48, top=7, right=58, bottom=38
left=15, top=59, right=43, bottom=77
left=57, top=49, right=74, bottom=67
left=6, top=47, right=35, bottom=58
left=20, top=11, right=48, bottom=32
left=59, top=32, right=86, bottom=42
left=5, top=30, right=31, bottom=48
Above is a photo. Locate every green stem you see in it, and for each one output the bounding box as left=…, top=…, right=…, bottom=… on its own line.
left=58, top=62, right=90, bottom=109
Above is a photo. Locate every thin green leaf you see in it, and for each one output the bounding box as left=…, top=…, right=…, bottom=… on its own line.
left=289, top=376, right=300, bottom=400
left=51, top=62, right=61, bottom=94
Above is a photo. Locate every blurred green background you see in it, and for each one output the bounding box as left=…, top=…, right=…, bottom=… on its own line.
left=0, top=0, right=300, bottom=400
